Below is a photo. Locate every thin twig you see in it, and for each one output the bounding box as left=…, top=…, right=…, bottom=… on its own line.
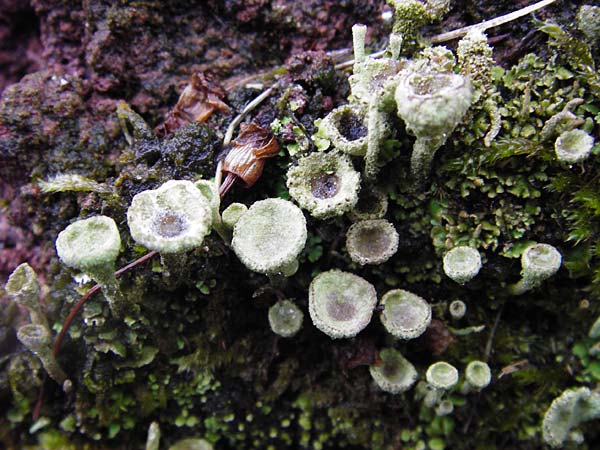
left=484, top=302, right=505, bottom=361
left=52, top=250, right=159, bottom=358
left=430, top=0, right=559, bottom=44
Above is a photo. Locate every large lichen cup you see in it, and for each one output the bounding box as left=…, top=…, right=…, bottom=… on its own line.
left=380, top=289, right=431, bottom=340
left=56, top=215, right=124, bottom=316
left=232, top=198, right=307, bottom=276
left=287, top=151, right=361, bottom=220
left=369, top=348, right=418, bottom=394
left=395, top=71, right=472, bottom=183
left=127, top=180, right=213, bottom=254
left=542, top=387, right=600, bottom=448
left=309, top=270, right=377, bottom=339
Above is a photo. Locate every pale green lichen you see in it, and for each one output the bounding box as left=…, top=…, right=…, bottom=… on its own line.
left=380, top=289, right=431, bottom=340
left=232, top=198, right=307, bottom=275
left=346, top=219, right=399, bottom=265
left=56, top=215, right=124, bottom=316
left=347, top=185, right=388, bottom=222
left=554, top=129, right=595, bottom=163
left=268, top=299, right=304, bottom=338
left=463, top=360, right=491, bottom=392
left=395, top=71, right=473, bottom=184
left=5, top=263, right=48, bottom=331
left=542, top=387, right=600, bottom=448
left=508, top=243, right=562, bottom=295
left=286, top=151, right=361, bottom=220
left=425, top=362, right=458, bottom=390
left=127, top=180, right=213, bottom=254
left=17, top=324, right=67, bottom=384
left=318, top=104, right=368, bottom=156
left=442, top=246, right=482, bottom=284
left=369, top=348, right=417, bottom=394
left=221, top=203, right=248, bottom=229
left=309, top=270, right=377, bottom=339
left=448, top=300, right=466, bottom=320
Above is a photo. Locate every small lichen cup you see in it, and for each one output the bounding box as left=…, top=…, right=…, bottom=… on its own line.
left=369, top=348, right=417, bottom=394
left=5, top=262, right=49, bottom=331
left=442, top=246, right=482, bottom=284
left=425, top=361, right=459, bottom=391
left=56, top=215, right=124, bottom=317
left=17, top=324, right=67, bottom=384
left=554, top=129, right=594, bottom=164
left=268, top=299, right=304, bottom=338
left=346, top=219, right=399, bottom=266
left=461, top=360, right=491, bottom=393
left=508, top=243, right=561, bottom=295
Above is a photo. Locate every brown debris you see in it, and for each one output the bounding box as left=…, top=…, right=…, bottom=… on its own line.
left=219, top=122, right=280, bottom=197
left=421, top=319, right=457, bottom=356
left=156, top=73, right=230, bottom=136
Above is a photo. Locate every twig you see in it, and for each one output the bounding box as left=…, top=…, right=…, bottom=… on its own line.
left=484, top=302, right=505, bottom=361
left=430, top=0, right=559, bottom=44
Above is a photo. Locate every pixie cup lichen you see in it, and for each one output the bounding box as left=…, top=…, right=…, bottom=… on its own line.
left=369, top=348, right=418, bottom=394
left=17, top=324, right=67, bottom=384
left=221, top=202, right=248, bottom=229
left=380, top=289, right=431, bottom=340
left=542, top=387, right=600, bottom=448
left=554, top=129, right=594, bottom=164
left=462, top=360, right=491, bottom=393
left=346, top=219, right=399, bottom=266
left=268, top=299, right=304, bottom=338
left=319, top=104, right=369, bottom=156
left=395, top=71, right=473, bottom=184
left=286, top=151, right=361, bottom=220
left=6, top=263, right=49, bottom=331
left=425, top=361, right=459, bottom=390
left=442, top=246, right=482, bottom=284
left=128, top=180, right=213, bottom=254
left=56, top=215, right=124, bottom=316
left=308, top=270, right=377, bottom=339
left=232, top=198, right=307, bottom=276
left=508, top=243, right=562, bottom=295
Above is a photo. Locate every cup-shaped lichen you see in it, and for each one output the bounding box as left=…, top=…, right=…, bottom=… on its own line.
left=347, top=185, right=388, bottom=222
left=554, top=129, right=594, bottom=163
left=319, top=104, right=369, bottom=156
left=17, top=324, right=66, bottom=384
left=426, top=361, right=459, bottom=390
left=346, top=219, right=399, bottom=265
left=448, top=299, right=466, bottom=320
left=395, top=71, right=472, bottom=183
left=309, top=270, right=377, bottom=339
left=127, top=180, right=213, bottom=254
left=221, top=202, right=248, bottom=229
left=542, top=387, right=600, bottom=448
left=380, top=289, right=431, bottom=340
left=509, top=243, right=562, bottom=295
left=232, top=198, right=307, bottom=276
left=268, top=299, right=304, bottom=338
left=287, top=151, right=361, bottom=220
left=5, top=263, right=48, bottom=330
left=56, top=215, right=124, bottom=316
left=464, top=360, right=491, bottom=391
left=369, top=348, right=418, bottom=394
left=442, top=246, right=482, bottom=284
